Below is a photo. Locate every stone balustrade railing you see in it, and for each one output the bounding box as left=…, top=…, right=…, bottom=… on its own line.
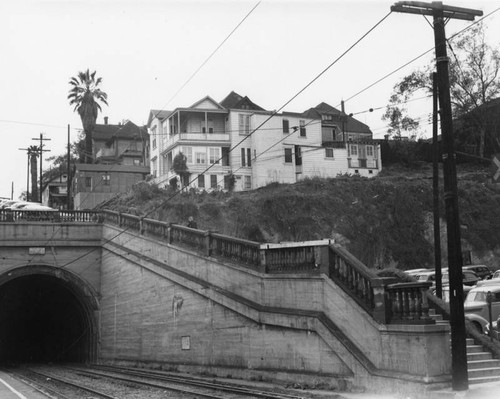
left=2, top=208, right=434, bottom=325
left=0, top=209, right=101, bottom=223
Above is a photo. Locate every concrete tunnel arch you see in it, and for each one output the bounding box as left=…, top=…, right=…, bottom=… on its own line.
left=0, top=264, right=99, bottom=365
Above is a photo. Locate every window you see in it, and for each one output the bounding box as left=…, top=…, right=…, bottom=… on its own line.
left=322, top=114, right=333, bottom=121
left=325, top=148, right=334, bottom=158
left=133, top=159, right=140, bottom=166
left=210, top=175, right=217, bottom=189
left=209, top=148, right=220, bottom=164
left=299, top=120, right=306, bottom=137
left=283, top=119, right=289, bottom=134
left=85, top=177, right=92, bottom=188
left=244, top=176, right=251, bottom=189
left=284, top=148, right=293, bottom=163
left=195, top=151, right=206, bottom=165
left=181, top=146, right=193, bottom=163
left=350, top=144, right=358, bottom=156
left=241, top=148, right=246, bottom=167
left=239, top=114, right=250, bottom=135
left=152, top=126, right=157, bottom=149
left=247, top=148, right=251, bottom=167
left=102, top=174, right=110, bottom=185
left=366, top=145, right=374, bottom=157
left=198, top=174, right=205, bottom=189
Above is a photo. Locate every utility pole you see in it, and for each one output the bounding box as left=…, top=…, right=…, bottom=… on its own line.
left=391, top=1, right=482, bottom=392
left=32, top=133, right=51, bottom=204
left=19, top=147, right=32, bottom=200
left=67, top=124, right=71, bottom=210
left=432, top=72, right=442, bottom=299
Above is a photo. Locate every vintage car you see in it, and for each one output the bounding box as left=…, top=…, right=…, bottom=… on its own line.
left=464, top=284, right=500, bottom=334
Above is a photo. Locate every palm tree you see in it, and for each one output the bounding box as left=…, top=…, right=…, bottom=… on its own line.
left=28, top=145, right=39, bottom=202
left=68, top=69, right=108, bottom=163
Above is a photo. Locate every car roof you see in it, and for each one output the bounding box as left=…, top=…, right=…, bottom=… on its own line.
left=469, top=284, right=500, bottom=293
left=464, top=265, right=489, bottom=270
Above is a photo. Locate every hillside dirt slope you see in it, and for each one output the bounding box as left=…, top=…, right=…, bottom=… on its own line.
left=101, top=163, right=500, bottom=271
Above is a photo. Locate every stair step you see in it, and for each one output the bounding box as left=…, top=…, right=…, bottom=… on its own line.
left=431, top=314, right=443, bottom=321
left=466, top=338, right=475, bottom=345
left=468, top=352, right=494, bottom=361
left=467, top=345, right=486, bottom=353
left=468, top=367, right=500, bottom=378
left=469, top=375, right=500, bottom=385
left=468, top=359, right=500, bottom=369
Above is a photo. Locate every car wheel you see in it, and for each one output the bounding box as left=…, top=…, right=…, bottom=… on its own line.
left=472, top=322, right=483, bottom=334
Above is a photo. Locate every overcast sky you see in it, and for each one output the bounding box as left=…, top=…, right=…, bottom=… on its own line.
left=1, top=0, right=499, bottom=199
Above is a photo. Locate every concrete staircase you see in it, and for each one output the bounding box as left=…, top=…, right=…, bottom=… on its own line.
left=467, top=338, right=500, bottom=384
left=429, top=308, right=500, bottom=384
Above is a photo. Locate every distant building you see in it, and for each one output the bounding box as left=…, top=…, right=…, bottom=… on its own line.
left=72, top=118, right=150, bottom=209
left=73, top=164, right=149, bottom=210
left=147, top=91, right=381, bottom=192
left=41, top=173, right=69, bottom=209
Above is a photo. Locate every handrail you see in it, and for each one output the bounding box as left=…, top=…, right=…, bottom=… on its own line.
left=0, top=209, right=101, bottom=223
left=100, top=210, right=435, bottom=326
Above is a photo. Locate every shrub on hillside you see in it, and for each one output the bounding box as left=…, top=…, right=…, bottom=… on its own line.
left=132, top=181, right=160, bottom=201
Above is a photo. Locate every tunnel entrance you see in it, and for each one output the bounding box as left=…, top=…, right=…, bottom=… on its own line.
left=0, top=267, right=98, bottom=365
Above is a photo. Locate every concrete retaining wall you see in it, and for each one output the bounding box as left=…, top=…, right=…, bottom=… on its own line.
left=100, top=224, right=451, bottom=390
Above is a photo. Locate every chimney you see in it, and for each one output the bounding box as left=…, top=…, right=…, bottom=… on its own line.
left=104, top=116, right=108, bottom=125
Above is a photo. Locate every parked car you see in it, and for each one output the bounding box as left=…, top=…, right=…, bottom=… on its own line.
left=437, top=284, right=474, bottom=302
left=0, top=200, right=19, bottom=209
left=404, top=268, right=431, bottom=277
left=492, top=270, right=500, bottom=280
left=464, top=284, right=500, bottom=334
left=463, top=265, right=492, bottom=280
left=442, top=270, right=481, bottom=287
left=414, top=271, right=436, bottom=283
left=14, top=203, right=55, bottom=211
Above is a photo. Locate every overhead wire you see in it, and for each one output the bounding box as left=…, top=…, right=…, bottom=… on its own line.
left=54, top=9, right=395, bottom=269
left=21, top=1, right=263, bottom=268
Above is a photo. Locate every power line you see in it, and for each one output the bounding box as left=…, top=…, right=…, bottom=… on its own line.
left=55, top=9, right=394, bottom=269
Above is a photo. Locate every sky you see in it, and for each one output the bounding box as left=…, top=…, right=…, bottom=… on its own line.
left=1, top=0, right=499, bottom=199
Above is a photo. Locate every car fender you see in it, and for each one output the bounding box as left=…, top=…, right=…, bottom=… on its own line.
left=465, top=313, right=488, bottom=332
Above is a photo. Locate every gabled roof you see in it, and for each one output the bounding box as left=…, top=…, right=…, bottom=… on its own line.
left=147, top=109, right=172, bottom=126
left=220, top=91, right=265, bottom=111
left=303, top=102, right=372, bottom=134
left=189, top=95, right=225, bottom=110
left=93, top=120, right=149, bottom=142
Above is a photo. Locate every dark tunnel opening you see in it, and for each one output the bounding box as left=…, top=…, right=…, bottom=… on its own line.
left=0, top=274, right=92, bottom=365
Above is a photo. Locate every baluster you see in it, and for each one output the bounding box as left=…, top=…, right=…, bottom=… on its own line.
left=402, top=289, right=410, bottom=320
left=408, top=288, right=417, bottom=320
left=392, top=290, right=401, bottom=320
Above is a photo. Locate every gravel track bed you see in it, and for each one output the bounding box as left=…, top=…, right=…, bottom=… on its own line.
left=27, top=365, right=199, bottom=399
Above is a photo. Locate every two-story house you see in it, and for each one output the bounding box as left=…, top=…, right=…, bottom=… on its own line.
left=73, top=118, right=150, bottom=209
left=148, top=92, right=382, bottom=192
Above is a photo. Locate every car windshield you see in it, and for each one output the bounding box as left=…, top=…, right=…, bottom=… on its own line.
left=465, top=291, right=488, bottom=303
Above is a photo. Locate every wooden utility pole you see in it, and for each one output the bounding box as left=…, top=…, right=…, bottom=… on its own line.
left=67, top=124, right=71, bottom=210
left=32, top=133, right=51, bottom=203
left=432, top=72, right=442, bottom=299
left=391, top=1, right=482, bottom=391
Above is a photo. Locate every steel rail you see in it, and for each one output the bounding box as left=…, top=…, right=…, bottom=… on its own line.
left=71, top=364, right=307, bottom=399
left=1, top=369, right=68, bottom=399
left=22, top=368, right=119, bottom=399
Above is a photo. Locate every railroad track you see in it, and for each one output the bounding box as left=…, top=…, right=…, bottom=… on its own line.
left=5, top=367, right=118, bottom=399
left=65, top=364, right=309, bottom=399
left=6, top=364, right=311, bottom=399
